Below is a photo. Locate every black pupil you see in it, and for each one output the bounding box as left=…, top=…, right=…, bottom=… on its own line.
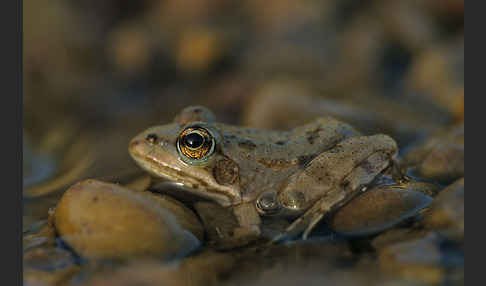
left=184, top=132, right=204, bottom=148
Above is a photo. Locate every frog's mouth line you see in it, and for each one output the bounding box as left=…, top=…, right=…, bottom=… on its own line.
left=129, top=147, right=240, bottom=207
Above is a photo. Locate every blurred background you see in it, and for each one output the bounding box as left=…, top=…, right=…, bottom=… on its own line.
left=23, top=0, right=463, bottom=284
left=23, top=0, right=464, bottom=130
left=23, top=0, right=464, bottom=243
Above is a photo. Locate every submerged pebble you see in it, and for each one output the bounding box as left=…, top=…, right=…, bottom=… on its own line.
left=422, top=178, right=464, bottom=241
left=53, top=179, right=202, bottom=260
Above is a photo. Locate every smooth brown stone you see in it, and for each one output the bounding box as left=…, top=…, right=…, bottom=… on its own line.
left=54, top=179, right=201, bottom=259
left=422, top=178, right=464, bottom=241
left=329, top=184, right=433, bottom=235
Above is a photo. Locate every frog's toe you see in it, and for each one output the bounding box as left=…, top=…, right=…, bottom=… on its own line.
left=268, top=217, right=306, bottom=244
left=302, top=213, right=324, bottom=239
left=269, top=207, right=326, bottom=244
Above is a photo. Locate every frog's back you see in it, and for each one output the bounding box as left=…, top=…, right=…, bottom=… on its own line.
left=214, top=117, right=360, bottom=202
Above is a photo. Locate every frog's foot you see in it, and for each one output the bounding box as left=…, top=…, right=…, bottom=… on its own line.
left=269, top=214, right=324, bottom=245
left=278, top=212, right=325, bottom=242
left=269, top=216, right=308, bottom=244
left=270, top=194, right=340, bottom=244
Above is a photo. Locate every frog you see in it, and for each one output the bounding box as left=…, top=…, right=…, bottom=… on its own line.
left=129, top=106, right=435, bottom=246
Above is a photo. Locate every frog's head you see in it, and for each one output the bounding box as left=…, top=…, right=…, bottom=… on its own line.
left=129, top=106, right=242, bottom=207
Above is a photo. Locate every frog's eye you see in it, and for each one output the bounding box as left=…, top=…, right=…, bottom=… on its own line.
left=177, top=126, right=215, bottom=165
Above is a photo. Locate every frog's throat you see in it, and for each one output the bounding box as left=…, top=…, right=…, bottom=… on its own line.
left=130, top=152, right=240, bottom=207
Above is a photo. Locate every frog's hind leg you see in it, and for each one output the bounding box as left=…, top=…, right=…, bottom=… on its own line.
left=271, top=146, right=396, bottom=244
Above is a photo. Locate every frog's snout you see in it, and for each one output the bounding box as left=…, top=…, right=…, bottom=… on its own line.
left=128, top=134, right=163, bottom=177
left=129, top=138, right=141, bottom=149
left=128, top=134, right=152, bottom=160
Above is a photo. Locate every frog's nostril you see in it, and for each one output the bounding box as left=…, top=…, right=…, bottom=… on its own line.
left=145, top=133, right=158, bottom=144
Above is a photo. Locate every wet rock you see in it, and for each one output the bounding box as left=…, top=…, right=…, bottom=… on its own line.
left=329, top=183, right=434, bottom=236
left=54, top=179, right=202, bottom=259
left=422, top=178, right=464, bottom=241
left=403, top=123, right=464, bottom=183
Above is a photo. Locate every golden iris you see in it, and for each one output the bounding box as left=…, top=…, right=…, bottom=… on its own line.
left=177, top=127, right=215, bottom=163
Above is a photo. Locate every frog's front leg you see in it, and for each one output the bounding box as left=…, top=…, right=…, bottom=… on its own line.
left=194, top=201, right=261, bottom=249
left=231, top=202, right=262, bottom=242
left=273, top=135, right=397, bottom=242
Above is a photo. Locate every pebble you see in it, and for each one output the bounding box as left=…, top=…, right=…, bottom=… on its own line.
left=422, top=178, right=464, bottom=241
left=53, top=179, right=202, bottom=259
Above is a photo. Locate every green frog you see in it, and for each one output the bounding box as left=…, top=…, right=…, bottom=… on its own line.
left=129, top=106, right=434, bottom=246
